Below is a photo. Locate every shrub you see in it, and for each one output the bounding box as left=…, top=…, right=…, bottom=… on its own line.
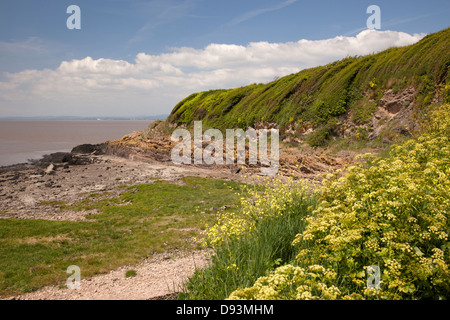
left=306, top=119, right=339, bottom=147
left=229, top=264, right=341, bottom=300
left=443, top=84, right=450, bottom=103
left=229, top=104, right=450, bottom=300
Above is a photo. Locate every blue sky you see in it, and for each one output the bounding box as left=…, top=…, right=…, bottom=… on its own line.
left=0, top=0, right=448, bottom=117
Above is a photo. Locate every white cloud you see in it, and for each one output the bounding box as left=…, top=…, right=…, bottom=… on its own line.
left=0, top=30, right=425, bottom=117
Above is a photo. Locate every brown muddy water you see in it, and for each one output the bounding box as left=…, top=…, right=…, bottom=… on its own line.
left=0, top=120, right=151, bottom=166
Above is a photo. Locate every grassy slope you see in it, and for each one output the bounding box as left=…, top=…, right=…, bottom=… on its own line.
left=167, top=28, right=450, bottom=134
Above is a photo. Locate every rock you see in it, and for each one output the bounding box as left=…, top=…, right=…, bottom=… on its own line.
left=299, top=166, right=312, bottom=174
left=29, top=152, right=77, bottom=168
left=71, top=143, right=106, bottom=155
left=393, top=125, right=410, bottom=135
left=44, top=164, right=55, bottom=175
left=303, top=128, right=314, bottom=136
left=231, top=167, right=241, bottom=174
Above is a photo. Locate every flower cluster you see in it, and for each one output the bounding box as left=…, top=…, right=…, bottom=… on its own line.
left=201, top=177, right=311, bottom=246
left=294, top=104, right=450, bottom=299
left=228, top=264, right=341, bottom=300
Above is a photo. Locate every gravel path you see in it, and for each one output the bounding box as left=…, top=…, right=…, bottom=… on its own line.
left=7, top=250, right=210, bottom=300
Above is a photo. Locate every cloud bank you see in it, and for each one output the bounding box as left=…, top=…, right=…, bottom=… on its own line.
left=0, top=30, right=425, bottom=117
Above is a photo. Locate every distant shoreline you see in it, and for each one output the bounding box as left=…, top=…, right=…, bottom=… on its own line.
left=0, top=120, right=155, bottom=167
left=0, top=145, right=103, bottom=171
left=0, top=115, right=168, bottom=121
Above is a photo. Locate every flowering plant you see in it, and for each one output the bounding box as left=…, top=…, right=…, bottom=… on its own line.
left=201, top=177, right=311, bottom=246
left=229, top=104, right=450, bottom=300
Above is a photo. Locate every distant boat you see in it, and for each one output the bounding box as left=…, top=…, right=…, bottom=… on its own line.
left=97, top=118, right=102, bottom=121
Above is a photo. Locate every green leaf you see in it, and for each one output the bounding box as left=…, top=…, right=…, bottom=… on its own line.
left=414, top=246, right=424, bottom=257
left=399, top=283, right=416, bottom=294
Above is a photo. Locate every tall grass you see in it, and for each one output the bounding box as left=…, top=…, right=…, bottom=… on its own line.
left=179, top=182, right=317, bottom=300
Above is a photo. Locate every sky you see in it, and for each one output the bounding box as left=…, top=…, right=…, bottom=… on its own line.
left=0, top=0, right=448, bottom=118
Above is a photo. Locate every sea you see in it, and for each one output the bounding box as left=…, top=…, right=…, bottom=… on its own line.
left=0, top=120, right=152, bottom=167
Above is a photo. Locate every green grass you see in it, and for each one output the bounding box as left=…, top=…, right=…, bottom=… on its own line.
left=125, top=270, right=137, bottom=278
left=59, top=197, right=122, bottom=211
left=0, top=177, right=245, bottom=297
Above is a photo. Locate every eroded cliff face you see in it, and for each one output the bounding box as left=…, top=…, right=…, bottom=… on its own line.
left=342, top=86, right=418, bottom=143
left=260, top=86, right=421, bottom=148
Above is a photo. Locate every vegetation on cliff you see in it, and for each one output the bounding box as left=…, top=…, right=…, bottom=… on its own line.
left=168, top=28, right=449, bottom=147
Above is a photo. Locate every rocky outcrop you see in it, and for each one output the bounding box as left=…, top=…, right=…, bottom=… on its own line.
left=334, top=86, right=418, bottom=143
left=368, top=87, right=416, bottom=140
left=71, top=143, right=108, bottom=155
